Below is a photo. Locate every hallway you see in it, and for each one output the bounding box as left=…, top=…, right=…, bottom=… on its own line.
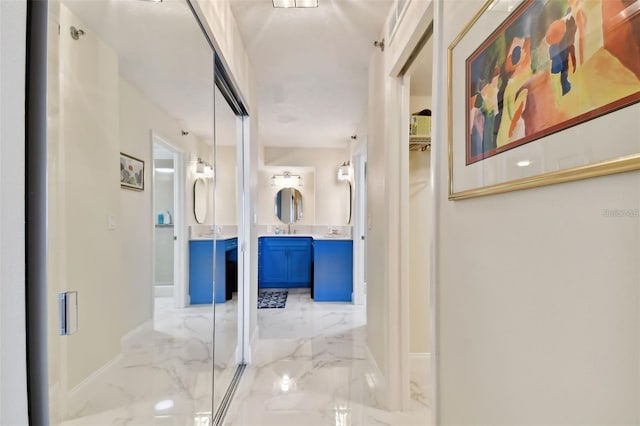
left=54, top=290, right=430, bottom=425
left=225, top=289, right=431, bottom=425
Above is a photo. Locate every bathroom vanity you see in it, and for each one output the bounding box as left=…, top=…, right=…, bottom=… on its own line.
left=258, top=236, right=313, bottom=288
left=312, top=238, right=353, bottom=302
left=258, top=235, right=353, bottom=302
left=189, top=237, right=238, bottom=304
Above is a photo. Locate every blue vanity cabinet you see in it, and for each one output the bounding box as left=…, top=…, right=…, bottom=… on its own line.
left=189, top=238, right=237, bottom=304
left=313, top=239, right=353, bottom=302
left=258, top=237, right=312, bottom=288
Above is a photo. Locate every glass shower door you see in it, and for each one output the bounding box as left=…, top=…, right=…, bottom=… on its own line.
left=45, top=0, right=217, bottom=423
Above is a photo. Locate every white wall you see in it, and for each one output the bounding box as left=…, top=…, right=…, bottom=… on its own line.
left=119, top=76, right=211, bottom=329
left=410, top=96, right=431, bottom=115
left=52, top=4, right=123, bottom=390
left=0, top=0, right=28, bottom=423
left=366, top=0, right=434, bottom=410
left=262, top=147, right=351, bottom=226
left=258, top=170, right=315, bottom=226
left=154, top=166, right=174, bottom=286
left=46, top=2, right=213, bottom=396
left=409, top=151, right=430, bottom=354
left=216, top=146, right=238, bottom=225
left=366, top=41, right=390, bottom=383
left=153, top=161, right=174, bottom=218
left=192, top=0, right=252, bottom=111
left=433, top=0, right=640, bottom=424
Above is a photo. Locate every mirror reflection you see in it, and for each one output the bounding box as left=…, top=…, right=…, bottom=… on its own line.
left=45, top=0, right=217, bottom=424
left=275, top=187, right=303, bottom=224
left=194, top=178, right=207, bottom=223
left=212, top=84, right=240, bottom=414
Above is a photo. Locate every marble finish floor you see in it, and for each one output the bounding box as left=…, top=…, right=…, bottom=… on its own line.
left=224, top=289, right=432, bottom=426
left=57, top=297, right=238, bottom=426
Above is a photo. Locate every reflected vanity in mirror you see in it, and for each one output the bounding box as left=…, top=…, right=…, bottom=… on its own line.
left=275, top=187, right=303, bottom=224
left=193, top=177, right=207, bottom=224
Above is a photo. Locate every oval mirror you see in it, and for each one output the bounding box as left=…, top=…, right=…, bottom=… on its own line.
left=275, top=187, right=303, bottom=224
left=194, top=178, right=207, bottom=224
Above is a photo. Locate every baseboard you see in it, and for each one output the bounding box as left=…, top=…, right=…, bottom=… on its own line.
left=409, top=352, right=431, bottom=375
left=121, top=320, right=153, bottom=347
left=68, top=352, right=124, bottom=403
left=364, top=345, right=387, bottom=408
left=48, top=381, right=61, bottom=423
left=245, top=325, right=259, bottom=364
left=154, top=284, right=174, bottom=297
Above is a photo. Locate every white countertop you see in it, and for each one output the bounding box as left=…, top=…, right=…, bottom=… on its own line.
left=259, top=234, right=352, bottom=241
left=190, top=235, right=238, bottom=241
left=191, top=234, right=352, bottom=241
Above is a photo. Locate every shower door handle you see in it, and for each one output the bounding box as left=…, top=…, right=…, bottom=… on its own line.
left=59, top=291, right=79, bottom=336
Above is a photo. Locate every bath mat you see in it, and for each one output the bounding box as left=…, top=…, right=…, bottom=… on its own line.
left=258, top=290, right=288, bottom=309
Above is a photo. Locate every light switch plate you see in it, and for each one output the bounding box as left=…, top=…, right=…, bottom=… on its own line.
left=107, top=213, right=117, bottom=230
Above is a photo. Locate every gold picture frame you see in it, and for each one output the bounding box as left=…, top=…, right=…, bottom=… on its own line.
left=448, top=0, right=640, bottom=200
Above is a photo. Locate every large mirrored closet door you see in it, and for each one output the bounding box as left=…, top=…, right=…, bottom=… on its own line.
left=211, top=84, right=245, bottom=417
left=45, top=0, right=218, bottom=423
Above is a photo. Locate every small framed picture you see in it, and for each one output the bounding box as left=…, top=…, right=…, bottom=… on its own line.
left=120, top=152, right=144, bottom=191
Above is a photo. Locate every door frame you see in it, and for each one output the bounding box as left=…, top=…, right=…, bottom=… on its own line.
left=352, top=142, right=367, bottom=306
left=151, top=132, right=188, bottom=309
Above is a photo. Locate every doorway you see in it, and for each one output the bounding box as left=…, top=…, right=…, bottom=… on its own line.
left=152, top=137, right=186, bottom=309
left=403, top=31, right=434, bottom=411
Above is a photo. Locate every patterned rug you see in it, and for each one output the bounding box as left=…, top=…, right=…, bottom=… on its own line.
left=258, top=290, right=288, bottom=309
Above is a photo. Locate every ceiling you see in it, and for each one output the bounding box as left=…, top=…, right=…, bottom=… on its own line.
left=230, top=0, right=393, bottom=148
left=408, top=37, right=433, bottom=97
left=61, top=0, right=408, bottom=150
left=62, top=0, right=216, bottom=144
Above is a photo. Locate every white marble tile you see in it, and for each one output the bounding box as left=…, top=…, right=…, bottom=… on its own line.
left=225, top=288, right=431, bottom=426
left=58, top=296, right=238, bottom=426
left=58, top=289, right=431, bottom=426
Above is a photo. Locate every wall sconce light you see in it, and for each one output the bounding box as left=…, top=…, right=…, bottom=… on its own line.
left=271, top=171, right=302, bottom=188
left=337, top=161, right=352, bottom=181
left=195, top=158, right=214, bottom=179
left=273, top=0, right=318, bottom=8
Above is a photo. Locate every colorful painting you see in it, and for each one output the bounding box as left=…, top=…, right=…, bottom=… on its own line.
left=120, top=153, right=144, bottom=191
left=467, top=0, right=640, bottom=165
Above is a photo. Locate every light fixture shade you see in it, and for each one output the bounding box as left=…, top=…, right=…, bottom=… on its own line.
left=273, top=0, right=295, bottom=7
left=155, top=167, right=174, bottom=174
left=295, top=0, right=318, bottom=7
left=271, top=172, right=302, bottom=188
left=337, top=162, right=352, bottom=181
left=273, top=0, right=317, bottom=7
left=195, top=158, right=214, bottom=178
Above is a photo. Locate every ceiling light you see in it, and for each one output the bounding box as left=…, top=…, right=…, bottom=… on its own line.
left=154, top=400, right=174, bottom=411
left=155, top=167, right=174, bottom=174
left=272, top=0, right=318, bottom=8
left=517, top=160, right=531, bottom=167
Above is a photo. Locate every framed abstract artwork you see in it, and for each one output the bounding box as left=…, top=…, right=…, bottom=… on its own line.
left=448, top=0, right=640, bottom=200
left=120, top=152, right=144, bottom=191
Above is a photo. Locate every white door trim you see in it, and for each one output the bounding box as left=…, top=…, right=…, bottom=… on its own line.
left=151, top=132, right=188, bottom=309
left=352, top=143, right=367, bottom=306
